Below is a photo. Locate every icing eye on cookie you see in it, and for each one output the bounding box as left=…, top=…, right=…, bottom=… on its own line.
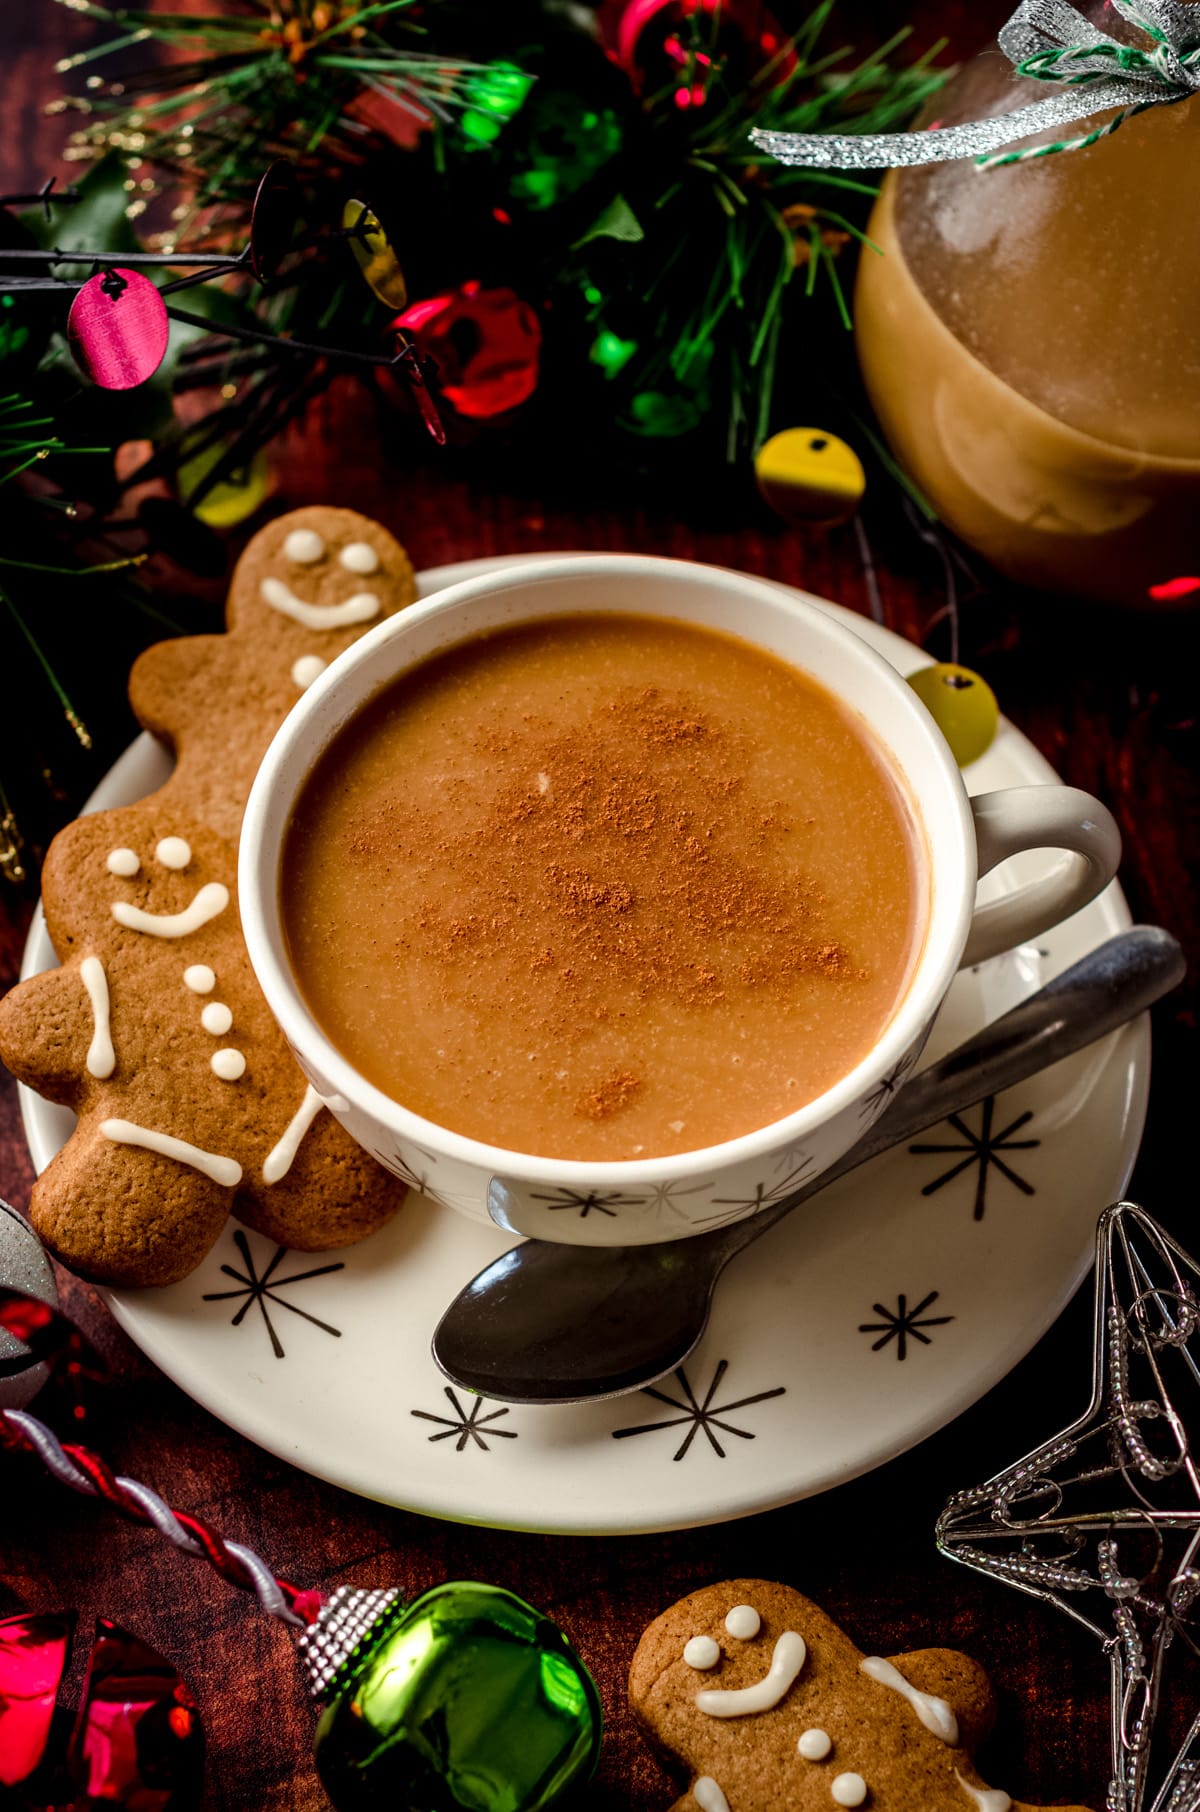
left=683, top=1636, right=721, bottom=1670
left=339, top=540, right=379, bottom=574
left=724, top=1604, right=761, bottom=1640
left=283, top=527, right=325, bottom=564
left=155, top=836, right=191, bottom=870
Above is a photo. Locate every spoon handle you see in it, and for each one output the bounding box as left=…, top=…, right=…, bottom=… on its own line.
left=709, top=925, right=1183, bottom=1263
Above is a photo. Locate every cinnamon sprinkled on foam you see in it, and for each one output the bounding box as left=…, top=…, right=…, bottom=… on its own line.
left=351, top=686, right=852, bottom=1068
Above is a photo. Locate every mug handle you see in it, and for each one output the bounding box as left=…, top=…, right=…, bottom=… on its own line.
left=962, top=787, right=1122, bottom=968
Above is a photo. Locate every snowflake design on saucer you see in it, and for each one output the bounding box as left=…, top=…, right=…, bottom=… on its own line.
left=858, top=1049, right=918, bottom=1121
left=411, top=1387, right=518, bottom=1452
left=201, top=1230, right=344, bottom=1359
left=909, top=1095, right=1040, bottom=1221
left=528, top=1187, right=646, bottom=1220
left=696, top=1156, right=815, bottom=1226
left=611, top=1359, right=785, bottom=1460
left=858, top=1290, right=954, bottom=1360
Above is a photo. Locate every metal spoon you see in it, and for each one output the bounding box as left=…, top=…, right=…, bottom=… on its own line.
left=432, top=926, right=1183, bottom=1406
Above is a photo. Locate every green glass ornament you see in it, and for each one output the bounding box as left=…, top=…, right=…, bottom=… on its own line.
left=304, top=1583, right=602, bottom=1812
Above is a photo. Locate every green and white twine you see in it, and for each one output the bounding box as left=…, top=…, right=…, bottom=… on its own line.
left=750, top=0, right=1200, bottom=172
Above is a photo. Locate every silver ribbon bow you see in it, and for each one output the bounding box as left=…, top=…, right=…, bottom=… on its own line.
left=750, top=0, right=1200, bottom=171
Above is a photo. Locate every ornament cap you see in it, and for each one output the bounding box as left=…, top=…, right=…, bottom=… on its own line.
left=296, top=1585, right=402, bottom=1701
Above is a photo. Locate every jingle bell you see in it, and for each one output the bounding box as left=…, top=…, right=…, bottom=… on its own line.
left=302, top=1581, right=602, bottom=1811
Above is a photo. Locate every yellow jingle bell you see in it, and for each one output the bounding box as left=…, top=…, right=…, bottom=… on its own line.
left=754, top=428, right=865, bottom=528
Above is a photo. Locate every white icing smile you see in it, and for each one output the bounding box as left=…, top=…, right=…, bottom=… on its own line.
left=694, top=1631, right=806, bottom=1717
left=260, top=575, right=379, bottom=631
left=112, top=882, right=229, bottom=939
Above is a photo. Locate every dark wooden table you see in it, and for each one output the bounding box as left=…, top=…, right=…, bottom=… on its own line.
left=2, top=4, right=1198, bottom=1807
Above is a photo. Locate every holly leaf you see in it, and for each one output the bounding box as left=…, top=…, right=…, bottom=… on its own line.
left=573, top=193, right=644, bottom=248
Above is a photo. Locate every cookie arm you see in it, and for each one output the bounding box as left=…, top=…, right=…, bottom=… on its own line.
left=0, top=966, right=92, bottom=1107
left=884, top=1648, right=997, bottom=1753
left=129, top=635, right=225, bottom=747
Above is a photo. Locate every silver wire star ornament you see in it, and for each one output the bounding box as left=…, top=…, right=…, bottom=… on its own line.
left=938, top=1203, right=1200, bottom=1812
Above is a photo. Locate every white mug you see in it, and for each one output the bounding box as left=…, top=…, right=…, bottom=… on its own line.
left=240, top=555, right=1120, bottom=1247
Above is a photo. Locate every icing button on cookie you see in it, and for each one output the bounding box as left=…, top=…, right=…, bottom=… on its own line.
left=799, top=1728, right=832, bottom=1761
left=201, top=1002, right=233, bottom=1036
left=831, top=1772, right=867, bottom=1807
left=292, top=654, right=327, bottom=691
left=183, top=964, right=216, bottom=995
left=211, top=1048, right=246, bottom=1082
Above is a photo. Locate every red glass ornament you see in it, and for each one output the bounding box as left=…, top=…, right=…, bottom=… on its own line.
left=68, top=1620, right=203, bottom=1809
left=393, top=283, right=541, bottom=420
left=66, top=269, right=169, bottom=391
left=0, top=1612, right=73, bottom=1788
left=612, top=0, right=795, bottom=96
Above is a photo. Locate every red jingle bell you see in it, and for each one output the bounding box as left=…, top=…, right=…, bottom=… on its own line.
left=393, top=283, right=541, bottom=420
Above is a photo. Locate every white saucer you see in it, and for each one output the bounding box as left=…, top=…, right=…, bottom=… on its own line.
left=18, top=557, right=1147, bottom=1534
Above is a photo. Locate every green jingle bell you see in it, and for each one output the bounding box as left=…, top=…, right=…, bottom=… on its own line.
left=304, top=1582, right=602, bottom=1811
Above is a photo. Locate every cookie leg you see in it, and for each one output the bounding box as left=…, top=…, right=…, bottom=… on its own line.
left=31, top=1132, right=233, bottom=1287
left=236, top=1106, right=404, bottom=1251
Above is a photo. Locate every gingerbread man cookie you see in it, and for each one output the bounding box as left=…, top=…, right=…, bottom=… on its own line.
left=0, top=506, right=417, bottom=1287
left=0, top=807, right=401, bottom=1286
left=130, top=505, right=416, bottom=839
left=629, top=1580, right=1093, bottom=1812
